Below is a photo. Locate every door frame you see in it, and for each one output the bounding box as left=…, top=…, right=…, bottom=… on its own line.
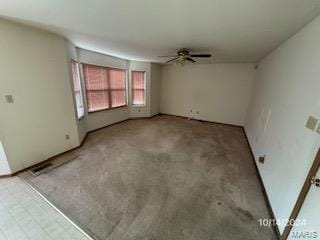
left=281, top=148, right=320, bottom=240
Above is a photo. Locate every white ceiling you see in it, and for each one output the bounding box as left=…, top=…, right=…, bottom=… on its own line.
left=1, top=0, right=320, bottom=63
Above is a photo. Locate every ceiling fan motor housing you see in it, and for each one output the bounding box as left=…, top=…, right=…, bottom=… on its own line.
left=178, top=49, right=190, bottom=56
left=162, top=49, right=211, bottom=64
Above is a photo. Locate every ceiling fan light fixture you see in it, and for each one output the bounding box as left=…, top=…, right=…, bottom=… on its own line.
left=161, top=49, right=212, bottom=65
left=175, top=56, right=189, bottom=66
left=176, top=60, right=186, bottom=66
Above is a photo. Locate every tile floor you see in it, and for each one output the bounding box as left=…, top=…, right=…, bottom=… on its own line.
left=0, top=176, right=92, bottom=240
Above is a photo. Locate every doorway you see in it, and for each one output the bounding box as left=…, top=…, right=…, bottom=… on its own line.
left=281, top=148, right=320, bottom=239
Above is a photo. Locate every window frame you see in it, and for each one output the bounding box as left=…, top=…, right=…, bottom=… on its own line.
left=82, top=63, right=127, bottom=114
left=71, top=60, right=85, bottom=119
left=131, top=70, right=146, bottom=107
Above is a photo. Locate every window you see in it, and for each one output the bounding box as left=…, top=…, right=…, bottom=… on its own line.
left=132, top=71, right=146, bottom=105
left=71, top=60, right=84, bottom=119
left=83, top=64, right=126, bottom=112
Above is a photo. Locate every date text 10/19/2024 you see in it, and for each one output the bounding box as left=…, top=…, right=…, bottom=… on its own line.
left=259, top=219, right=318, bottom=239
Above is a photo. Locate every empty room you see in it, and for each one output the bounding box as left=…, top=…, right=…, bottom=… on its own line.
left=1, top=1, right=320, bottom=240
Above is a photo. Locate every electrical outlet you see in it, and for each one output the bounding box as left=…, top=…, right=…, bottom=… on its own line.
left=259, top=155, right=265, bottom=164
left=65, top=134, right=70, bottom=140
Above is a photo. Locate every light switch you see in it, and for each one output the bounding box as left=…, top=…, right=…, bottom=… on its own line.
left=5, top=95, right=14, bottom=103
left=306, top=116, right=318, bottom=131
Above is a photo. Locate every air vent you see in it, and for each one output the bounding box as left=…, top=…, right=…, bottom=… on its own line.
left=28, top=155, right=80, bottom=177
left=29, top=162, right=53, bottom=176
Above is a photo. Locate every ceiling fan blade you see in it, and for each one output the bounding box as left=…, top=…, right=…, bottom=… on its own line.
left=166, top=57, right=179, bottom=63
left=186, top=57, right=196, bottom=63
left=190, top=54, right=212, bottom=58
left=158, top=55, right=178, bottom=58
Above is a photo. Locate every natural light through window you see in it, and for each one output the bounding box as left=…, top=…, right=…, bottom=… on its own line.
left=83, top=64, right=126, bottom=112
left=132, top=71, right=146, bottom=105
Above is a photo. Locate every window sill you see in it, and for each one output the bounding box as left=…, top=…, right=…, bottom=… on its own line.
left=88, top=105, right=127, bottom=114
left=131, top=105, right=146, bottom=108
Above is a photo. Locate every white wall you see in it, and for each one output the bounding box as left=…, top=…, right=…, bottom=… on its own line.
left=160, top=64, right=255, bottom=126
left=128, top=61, right=152, bottom=118
left=86, top=107, right=129, bottom=131
left=245, top=15, right=320, bottom=233
left=78, top=49, right=128, bottom=69
left=77, top=49, right=130, bottom=131
left=0, top=20, right=162, bottom=175
left=0, top=141, right=11, bottom=175
left=0, top=19, right=80, bottom=173
left=150, top=64, right=161, bottom=116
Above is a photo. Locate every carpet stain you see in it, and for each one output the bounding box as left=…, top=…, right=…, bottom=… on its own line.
left=19, top=115, right=277, bottom=240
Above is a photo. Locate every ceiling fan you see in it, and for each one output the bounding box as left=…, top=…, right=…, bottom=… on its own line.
left=158, top=49, right=212, bottom=64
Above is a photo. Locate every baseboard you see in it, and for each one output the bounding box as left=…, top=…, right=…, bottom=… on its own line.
left=0, top=113, right=242, bottom=178
left=159, top=112, right=243, bottom=128
left=88, top=114, right=160, bottom=133
left=0, top=114, right=160, bottom=178
left=0, top=173, right=13, bottom=178
left=128, top=113, right=160, bottom=120
left=0, top=115, right=283, bottom=240
left=87, top=119, right=129, bottom=133
left=242, top=128, right=281, bottom=239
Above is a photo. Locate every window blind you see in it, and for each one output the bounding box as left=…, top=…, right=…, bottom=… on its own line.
left=132, top=71, right=146, bottom=105
left=83, top=64, right=126, bottom=112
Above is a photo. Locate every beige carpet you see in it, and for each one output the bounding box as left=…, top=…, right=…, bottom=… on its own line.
left=20, top=115, right=277, bottom=240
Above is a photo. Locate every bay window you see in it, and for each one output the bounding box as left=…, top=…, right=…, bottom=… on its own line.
left=132, top=71, right=146, bottom=105
left=83, top=64, right=126, bottom=112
